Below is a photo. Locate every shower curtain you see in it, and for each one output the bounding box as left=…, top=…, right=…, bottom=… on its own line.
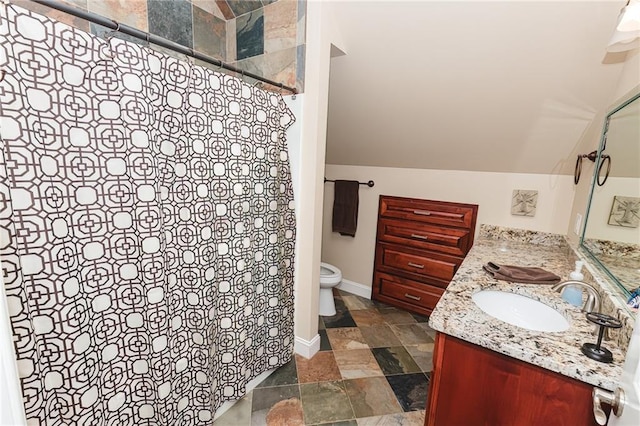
left=0, top=3, right=296, bottom=424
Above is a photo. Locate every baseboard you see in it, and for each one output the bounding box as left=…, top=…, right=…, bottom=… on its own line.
left=294, top=334, right=320, bottom=359
left=337, top=279, right=372, bottom=299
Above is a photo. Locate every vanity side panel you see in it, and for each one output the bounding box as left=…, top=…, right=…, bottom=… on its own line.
left=425, top=333, right=604, bottom=426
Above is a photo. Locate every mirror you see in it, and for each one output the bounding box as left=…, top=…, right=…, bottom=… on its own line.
left=581, top=90, right=640, bottom=298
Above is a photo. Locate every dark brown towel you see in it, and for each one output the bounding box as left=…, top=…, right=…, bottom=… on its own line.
left=332, top=180, right=360, bottom=237
left=483, top=262, right=561, bottom=284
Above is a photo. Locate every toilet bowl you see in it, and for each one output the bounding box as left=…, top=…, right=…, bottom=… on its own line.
left=319, top=262, right=342, bottom=316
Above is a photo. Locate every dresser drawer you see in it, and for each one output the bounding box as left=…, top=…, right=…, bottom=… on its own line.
left=378, top=218, right=473, bottom=256
left=379, top=196, right=477, bottom=229
left=372, top=196, right=478, bottom=315
left=377, top=243, right=462, bottom=282
left=375, top=272, right=445, bottom=311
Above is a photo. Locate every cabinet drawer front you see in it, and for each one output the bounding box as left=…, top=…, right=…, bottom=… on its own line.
left=377, top=273, right=445, bottom=309
left=381, top=245, right=460, bottom=282
left=379, top=196, right=477, bottom=229
left=378, top=219, right=472, bottom=256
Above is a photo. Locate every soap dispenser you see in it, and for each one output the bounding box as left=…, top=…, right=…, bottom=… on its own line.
left=562, top=261, right=584, bottom=307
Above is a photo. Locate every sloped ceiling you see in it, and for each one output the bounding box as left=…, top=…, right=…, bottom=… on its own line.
left=326, top=0, right=628, bottom=174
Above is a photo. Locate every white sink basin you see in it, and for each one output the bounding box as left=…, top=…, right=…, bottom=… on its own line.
left=472, top=290, right=569, bottom=332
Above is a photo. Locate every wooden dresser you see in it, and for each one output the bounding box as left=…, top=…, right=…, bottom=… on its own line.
left=372, top=196, right=478, bottom=315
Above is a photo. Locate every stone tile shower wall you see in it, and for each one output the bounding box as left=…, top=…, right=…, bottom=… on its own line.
left=230, top=0, right=305, bottom=91
left=14, top=0, right=306, bottom=93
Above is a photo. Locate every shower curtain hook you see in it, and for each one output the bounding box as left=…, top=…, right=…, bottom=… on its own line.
left=103, top=40, right=115, bottom=59
left=102, top=21, right=121, bottom=59
left=0, top=69, right=5, bottom=82
left=105, top=21, right=120, bottom=39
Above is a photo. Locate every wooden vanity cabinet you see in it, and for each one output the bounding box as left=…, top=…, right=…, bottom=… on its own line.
left=426, top=333, right=607, bottom=426
left=372, top=196, right=478, bottom=315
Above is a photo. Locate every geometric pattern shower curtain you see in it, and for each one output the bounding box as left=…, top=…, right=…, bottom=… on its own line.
left=0, top=3, right=295, bottom=424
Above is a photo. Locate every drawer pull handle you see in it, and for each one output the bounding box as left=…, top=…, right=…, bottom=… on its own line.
left=404, top=293, right=422, bottom=301
left=413, top=209, right=432, bottom=216
left=408, top=262, right=425, bottom=269
left=410, top=234, right=428, bottom=240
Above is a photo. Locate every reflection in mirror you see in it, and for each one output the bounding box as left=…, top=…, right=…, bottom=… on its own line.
left=581, top=91, right=640, bottom=298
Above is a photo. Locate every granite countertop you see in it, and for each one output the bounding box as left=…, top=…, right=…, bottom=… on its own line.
left=583, top=238, right=640, bottom=294
left=428, top=234, right=625, bottom=391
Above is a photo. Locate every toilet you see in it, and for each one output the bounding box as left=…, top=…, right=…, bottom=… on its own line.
left=319, top=262, right=342, bottom=316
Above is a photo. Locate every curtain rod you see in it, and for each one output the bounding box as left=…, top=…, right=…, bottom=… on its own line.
left=28, top=0, right=298, bottom=95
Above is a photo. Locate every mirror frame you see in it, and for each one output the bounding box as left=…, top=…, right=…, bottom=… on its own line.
left=580, top=90, right=640, bottom=299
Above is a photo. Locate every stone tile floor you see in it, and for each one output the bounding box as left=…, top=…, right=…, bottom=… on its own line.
left=214, top=290, right=436, bottom=425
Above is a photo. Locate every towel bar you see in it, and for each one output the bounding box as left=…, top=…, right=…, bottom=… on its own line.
left=324, top=178, right=374, bottom=187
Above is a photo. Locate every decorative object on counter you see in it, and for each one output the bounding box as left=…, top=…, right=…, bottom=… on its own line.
left=372, top=196, right=478, bottom=315
left=581, top=312, right=622, bottom=363
left=608, top=196, right=640, bottom=228
left=331, top=180, right=360, bottom=237
left=510, top=190, right=537, bottom=216
left=627, top=287, right=640, bottom=310
left=482, top=262, right=561, bottom=284
left=563, top=261, right=585, bottom=306
left=574, top=150, right=611, bottom=186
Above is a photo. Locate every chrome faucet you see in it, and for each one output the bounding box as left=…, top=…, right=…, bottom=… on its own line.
left=551, top=280, right=601, bottom=313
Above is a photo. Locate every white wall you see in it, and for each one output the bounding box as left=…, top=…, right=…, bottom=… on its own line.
left=321, top=164, right=575, bottom=288
left=614, top=51, right=640, bottom=101
left=325, top=1, right=624, bottom=175
left=291, top=0, right=347, bottom=358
